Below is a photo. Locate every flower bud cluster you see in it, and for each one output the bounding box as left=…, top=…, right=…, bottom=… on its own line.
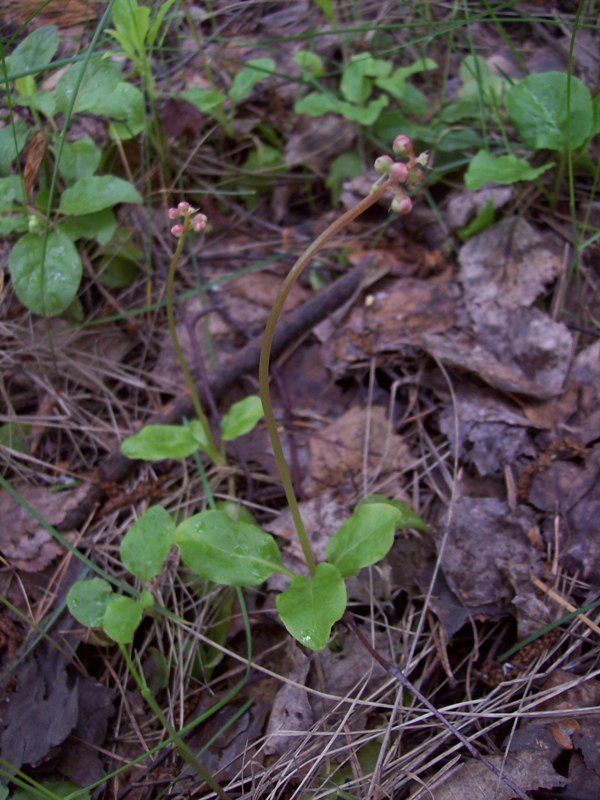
left=167, top=201, right=208, bottom=237
left=374, top=134, right=428, bottom=216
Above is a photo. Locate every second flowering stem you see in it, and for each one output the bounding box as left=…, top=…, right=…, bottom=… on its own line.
left=166, top=207, right=223, bottom=465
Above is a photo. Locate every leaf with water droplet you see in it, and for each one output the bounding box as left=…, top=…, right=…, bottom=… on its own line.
left=326, top=502, right=401, bottom=578
left=276, top=563, right=346, bottom=651
left=102, top=595, right=145, bottom=644
left=67, top=578, right=113, bottom=628
left=175, top=510, right=284, bottom=586
left=120, top=505, right=175, bottom=583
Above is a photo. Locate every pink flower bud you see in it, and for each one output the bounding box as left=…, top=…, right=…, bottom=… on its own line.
left=391, top=191, right=413, bottom=215
left=389, top=161, right=409, bottom=184
left=168, top=207, right=180, bottom=219
left=374, top=155, right=393, bottom=175
left=392, top=134, right=413, bottom=156
left=171, top=223, right=184, bottom=237
left=177, top=201, right=191, bottom=215
left=191, top=213, right=207, bottom=232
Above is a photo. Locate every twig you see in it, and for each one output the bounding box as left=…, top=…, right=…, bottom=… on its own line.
left=345, top=613, right=530, bottom=800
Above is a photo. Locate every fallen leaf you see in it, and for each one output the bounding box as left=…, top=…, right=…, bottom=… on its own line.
left=306, top=405, right=414, bottom=498
left=0, top=482, right=89, bottom=571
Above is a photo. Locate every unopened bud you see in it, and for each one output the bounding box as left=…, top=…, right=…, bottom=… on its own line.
left=177, top=201, right=191, bottom=215
left=392, top=134, right=413, bottom=156
left=391, top=191, right=413, bottom=215
left=374, top=155, right=393, bottom=174
left=171, top=223, right=184, bottom=237
left=191, top=213, right=208, bottom=232
left=168, top=207, right=180, bottom=219
left=389, top=161, right=409, bottom=184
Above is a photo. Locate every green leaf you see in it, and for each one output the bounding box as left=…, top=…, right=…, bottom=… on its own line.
left=459, top=55, right=507, bottom=105
left=183, top=87, right=227, bottom=113
left=175, top=510, right=284, bottom=586
left=120, top=421, right=207, bottom=460
left=340, top=54, right=391, bottom=105
left=358, top=495, right=429, bottom=532
left=215, top=499, right=260, bottom=526
left=8, top=229, right=82, bottom=316
left=5, top=25, right=59, bottom=77
left=326, top=503, right=401, bottom=578
left=55, top=59, right=122, bottom=115
left=97, top=252, right=138, bottom=285
left=16, top=90, right=56, bottom=117
left=276, top=563, right=346, bottom=650
left=229, top=58, right=276, bottom=103
left=109, top=0, right=150, bottom=57
left=148, top=0, right=179, bottom=47
left=101, top=82, right=146, bottom=140
left=375, top=58, right=437, bottom=101
left=0, top=215, right=28, bottom=235
left=457, top=198, right=495, bottom=241
left=60, top=209, right=117, bottom=244
left=102, top=595, right=145, bottom=644
left=464, top=150, right=555, bottom=190
left=11, top=780, right=90, bottom=800
left=326, top=151, right=364, bottom=204
left=57, top=137, right=101, bottom=184
left=506, top=71, right=592, bottom=151
left=294, top=91, right=342, bottom=117
left=0, top=119, right=30, bottom=176
left=58, top=175, right=141, bottom=215
left=0, top=176, right=26, bottom=209
left=120, top=505, right=175, bottom=583
left=293, top=50, right=324, bottom=77
left=221, top=395, right=263, bottom=441
left=67, top=578, right=114, bottom=628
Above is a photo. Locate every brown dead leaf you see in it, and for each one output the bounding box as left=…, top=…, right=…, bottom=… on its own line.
left=264, top=649, right=312, bottom=756
left=459, top=217, right=563, bottom=311
left=0, top=647, right=79, bottom=771
left=159, top=97, right=206, bottom=138
left=409, top=750, right=567, bottom=800
left=439, top=384, right=539, bottom=478
left=23, top=130, right=47, bottom=203
left=434, top=497, right=548, bottom=633
left=0, top=482, right=89, bottom=571
left=305, top=405, right=414, bottom=498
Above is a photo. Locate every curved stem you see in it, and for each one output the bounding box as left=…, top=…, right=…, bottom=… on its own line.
left=165, top=217, right=223, bottom=465
left=119, top=644, right=232, bottom=800
left=259, top=181, right=392, bottom=575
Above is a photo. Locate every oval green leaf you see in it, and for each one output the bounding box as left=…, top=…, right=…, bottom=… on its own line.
left=464, top=150, right=554, bottom=190
left=506, top=71, right=592, bottom=151
left=120, top=423, right=201, bottom=461
left=102, top=595, right=144, bottom=644
left=67, top=578, right=113, bottom=628
left=276, top=563, right=346, bottom=651
left=359, top=495, right=429, bottom=532
left=221, top=395, right=263, bottom=441
left=58, top=175, right=141, bottom=216
left=6, top=25, right=59, bottom=77
left=326, top=503, right=402, bottom=578
left=229, top=58, right=275, bottom=103
left=175, top=510, right=284, bottom=586
left=120, top=505, right=175, bottom=583
left=55, top=59, right=122, bottom=115
left=8, top=229, right=82, bottom=316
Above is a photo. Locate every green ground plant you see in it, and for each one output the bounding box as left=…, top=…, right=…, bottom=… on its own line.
left=1, top=23, right=145, bottom=317
left=67, top=135, right=429, bottom=652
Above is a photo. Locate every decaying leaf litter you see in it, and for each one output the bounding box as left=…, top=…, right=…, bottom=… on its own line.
left=1, top=1, right=599, bottom=799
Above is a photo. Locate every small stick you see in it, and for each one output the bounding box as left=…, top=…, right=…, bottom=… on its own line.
left=345, top=614, right=530, bottom=800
